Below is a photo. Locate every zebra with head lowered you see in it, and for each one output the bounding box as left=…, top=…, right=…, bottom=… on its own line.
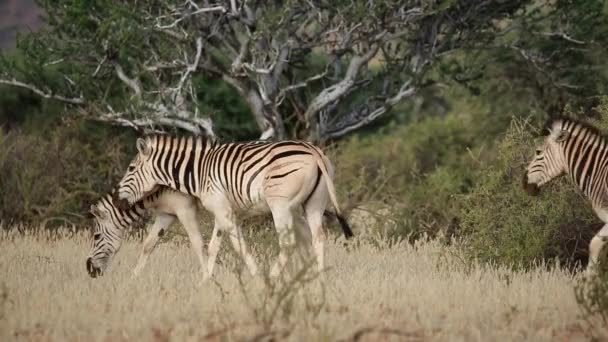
left=87, top=187, right=206, bottom=278
left=524, top=117, right=608, bottom=273
left=112, top=135, right=353, bottom=279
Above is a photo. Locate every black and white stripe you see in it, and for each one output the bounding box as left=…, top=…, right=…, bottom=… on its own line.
left=113, top=135, right=353, bottom=279
left=86, top=187, right=205, bottom=278
left=524, top=117, right=608, bottom=272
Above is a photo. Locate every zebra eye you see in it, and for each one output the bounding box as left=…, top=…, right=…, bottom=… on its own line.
left=535, top=149, right=542, bottom=156
left=127, top=165, right=136, bottom=172
left=93, top=233, right=102, bottom=241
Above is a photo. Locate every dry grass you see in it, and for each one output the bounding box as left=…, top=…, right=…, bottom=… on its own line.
left=1, top=228, right=606, bottom=341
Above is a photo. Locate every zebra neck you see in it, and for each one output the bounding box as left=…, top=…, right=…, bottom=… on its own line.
left=563, top=130, right=608, bottom=199
left=98, top=195, right=146, bottom=228
left=154, top=137, right=217, bottom=197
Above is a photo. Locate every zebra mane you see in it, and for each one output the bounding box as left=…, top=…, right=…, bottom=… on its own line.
left=143, top=134, right=218, bottom=147
left=543, top=116, right=606, bottom=141
left=91, top=187, right=167, bottom=218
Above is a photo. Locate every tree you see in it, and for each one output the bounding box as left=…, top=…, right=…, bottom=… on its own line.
left=0, top=0, right=528, bottom=141
left=448, top=0, right=608, bottom=118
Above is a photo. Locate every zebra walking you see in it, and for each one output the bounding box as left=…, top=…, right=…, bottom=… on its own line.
left=524, top=117, right=608, bottom=272
left=87, top=187, right=206, bottom=278
left=113, top=135, right=353, bottom=279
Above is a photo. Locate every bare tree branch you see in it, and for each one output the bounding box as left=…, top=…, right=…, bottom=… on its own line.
left=91, top=107, right=215, bottom=137
left=305, top=42, right=383, bottom=140
left=324, top=80, right=416, bottom=139
left=113, top=63, right=142, bottom=98
left=0, top=0, right=531, bottom=141
left=277, top=66, right=329, bottom=106
left=156, top=5, right=227, bottom=29
left=0, top=78, right=85, bottom=105
left=540, top=31, right=585, bottom=45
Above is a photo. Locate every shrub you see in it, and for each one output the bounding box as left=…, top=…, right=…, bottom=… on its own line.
left=0, top=123, right=134, bottom=227
left=459, top=117, right=597, bottom=268
left=333, top=114, right=482, bottom=239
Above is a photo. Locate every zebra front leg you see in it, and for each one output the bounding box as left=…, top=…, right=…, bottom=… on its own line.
left=587, top=223, right=608, bottom=274
left=175, top=208, right=208, bottom=279
left=213, top=210, right=259, bottom=277
left=269, top=205, right=296, bottom=277
left=132, top=213, right=176, bottom=277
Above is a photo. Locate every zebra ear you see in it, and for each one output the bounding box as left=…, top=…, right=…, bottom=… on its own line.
left=89, top=205, right=106, bottom=220
left=89, top=205, right=100, bottom=219
left=86, top=205, right=96, bottom=219
left=136, top=138, right=151, bottom=156
left=555, top=130, right=570, bottom=143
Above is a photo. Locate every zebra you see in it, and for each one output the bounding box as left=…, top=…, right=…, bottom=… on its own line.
left=523, top=117, right=608, bottom=273
left=86, top=186, right=206, bottom=278
left=112, top=135, right=353, bottom=279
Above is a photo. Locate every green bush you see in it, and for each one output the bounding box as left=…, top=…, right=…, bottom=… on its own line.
left=459, top=117, right=596, bottom=269
left=334, top=114, right=483, bottom=239
left=0, top=123, right=134, bottom=226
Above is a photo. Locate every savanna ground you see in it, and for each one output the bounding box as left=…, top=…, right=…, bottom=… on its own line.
left=2, top=226, right=607, bottom=342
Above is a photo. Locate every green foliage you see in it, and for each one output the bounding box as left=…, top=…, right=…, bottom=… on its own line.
left=0, top=122, right=134, bottom=226
left=193, top=75, right=257, bottom=141
left=334, top=114, right=482, bottom=239
left=446, top=0, right=608, bottom=114
left=459, top=117, right=596, bottom=268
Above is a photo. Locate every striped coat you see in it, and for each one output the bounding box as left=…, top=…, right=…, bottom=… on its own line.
left=114, top=136, right=352, bottom=279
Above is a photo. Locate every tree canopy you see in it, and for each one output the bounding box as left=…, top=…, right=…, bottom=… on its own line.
left=1, top=1, right=607, bottom=140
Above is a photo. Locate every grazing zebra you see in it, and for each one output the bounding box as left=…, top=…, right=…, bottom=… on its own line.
left=523, top=117, right=608, bottom=272
left=113, top=135, right=353, bottom=279
left=86, top=187, right=206, bottom=278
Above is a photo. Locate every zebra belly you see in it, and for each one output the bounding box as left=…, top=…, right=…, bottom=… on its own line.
left=200, top=190, right=270, bottom=219
left=234, top=200, right=271, bottom=218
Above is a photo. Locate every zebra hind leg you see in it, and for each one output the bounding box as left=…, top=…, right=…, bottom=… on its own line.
left=226, top=224, right=259, bottom=277
left=305, top=207, right=325, bottom=275
left=269, top=204, right=296, bottom=278
left=132, top=213, right=176, bottom=277
left=302, top=172, right=329, bottom=275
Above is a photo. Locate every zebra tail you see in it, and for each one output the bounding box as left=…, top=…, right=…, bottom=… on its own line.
left=312, top=152, right=342, bottom=214
left=323, top=210, right=354, bottom=239
left=312, top=149, right=353, bottom=239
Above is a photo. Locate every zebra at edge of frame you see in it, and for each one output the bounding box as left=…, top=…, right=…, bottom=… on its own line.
left=523, top=116, right=608, bottom=273
left=86, top=187, right=206, bottom=278
left=112, top=135, right=354, bottom=280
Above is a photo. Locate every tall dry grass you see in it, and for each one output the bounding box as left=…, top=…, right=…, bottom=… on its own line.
left=0, top=228, right=605, bottom=341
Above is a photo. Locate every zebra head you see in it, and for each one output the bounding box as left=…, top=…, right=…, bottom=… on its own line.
left=523, top=120, right=570, bottom=196
left=114, top=137, right=158, bottom=211
left=86, top=200, right=125, bottom=278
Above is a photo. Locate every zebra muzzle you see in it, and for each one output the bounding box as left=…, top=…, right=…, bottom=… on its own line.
left=86, top=258, right=102, bottom=278
left=522, top=173, right=540, bottom=196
